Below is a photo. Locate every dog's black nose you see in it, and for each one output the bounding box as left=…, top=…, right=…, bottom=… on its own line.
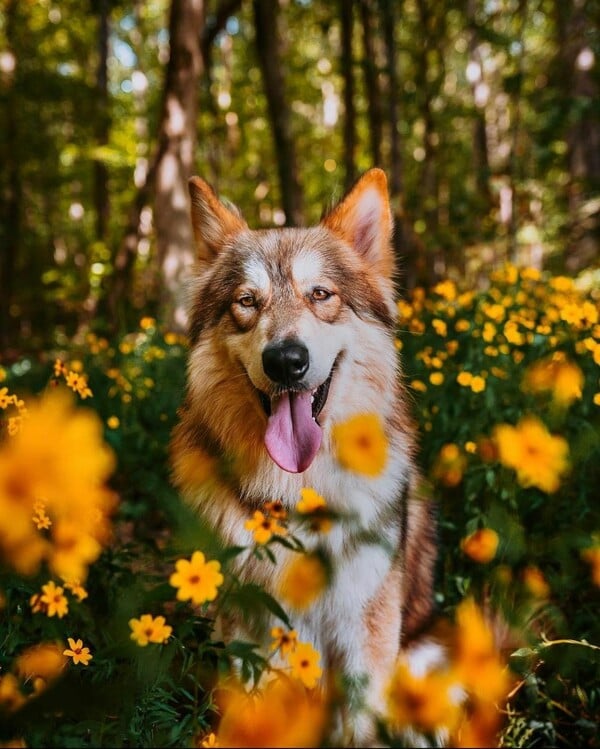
left=262, top=340, right=309, bottom=385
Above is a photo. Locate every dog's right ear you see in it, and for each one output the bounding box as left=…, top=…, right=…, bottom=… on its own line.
left=188, top=177, right=247, bottom=261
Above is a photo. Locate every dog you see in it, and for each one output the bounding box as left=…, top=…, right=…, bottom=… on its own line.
left=170, top=168, right=438, bottom=745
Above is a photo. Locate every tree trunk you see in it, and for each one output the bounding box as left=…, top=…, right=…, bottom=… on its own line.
left=0, top=0, right=20, bottom=353
left=555, top=0, right=600, bottom=272
left=359, top=0, right=383, bottom=167
left=340, top=0, right=357, bottom=189
left=93, top=0, right=110, bottom=242
left=154, top=0, right=205, bottom=330
left=253, top=0, right=304, bottom=226
left=379, top=0, right=424, bottom=288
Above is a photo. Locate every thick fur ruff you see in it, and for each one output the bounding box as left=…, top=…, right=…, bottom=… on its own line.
left=170, top=169, right=438, bottom=745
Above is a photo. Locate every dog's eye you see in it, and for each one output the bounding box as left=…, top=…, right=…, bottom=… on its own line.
left=311, top=287, right=332, bottom=302
left=238, top=294, right=256, bottom=308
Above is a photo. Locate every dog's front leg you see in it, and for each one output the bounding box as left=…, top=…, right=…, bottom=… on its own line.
left=324, top=548, right=403, bottom=747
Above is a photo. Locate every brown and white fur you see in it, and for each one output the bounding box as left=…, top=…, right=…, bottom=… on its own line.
left=170, top=168, right=438, bottom=745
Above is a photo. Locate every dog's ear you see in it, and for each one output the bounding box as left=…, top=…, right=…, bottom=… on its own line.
left=188, top=177, right=247, bottom=261
left=321, top=168, right=393, bottom=276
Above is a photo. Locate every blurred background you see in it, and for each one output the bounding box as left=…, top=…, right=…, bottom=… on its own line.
left=1, top=0, right=598, bottom=353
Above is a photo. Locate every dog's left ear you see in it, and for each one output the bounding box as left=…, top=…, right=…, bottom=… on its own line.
left=188, top=177, right=247, bottom=262
left=321, top=168, right=394, bottom=276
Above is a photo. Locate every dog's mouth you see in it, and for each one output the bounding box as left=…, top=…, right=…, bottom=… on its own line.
left=258, top=370, right=333, bottom=423
left=257, top=364, right=336, bottom=474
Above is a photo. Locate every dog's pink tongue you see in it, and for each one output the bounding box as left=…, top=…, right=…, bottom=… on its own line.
left=264, top=391, right=322, bottom=473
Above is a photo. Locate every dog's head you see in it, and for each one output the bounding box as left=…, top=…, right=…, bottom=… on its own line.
left=186, top=169, right=397, bottom=474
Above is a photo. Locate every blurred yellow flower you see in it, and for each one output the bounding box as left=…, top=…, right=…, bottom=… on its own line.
left=63, top=637, right=93, bottom=666
left=494, top=416, right=569, bottom=493
left=0, top=673, right=26, bottom=712
left=0, top=389, right=115, bottom=578
left=216, top=675, right=325, bottom=747
left=270, top=626, right=298, bottom=655
left=129, top=614, right=173, bottom=646
left=169, top=551, right=224, bottom=604
left=263, top=499, right=287, bottom=520
left=63, top=579, right=88, bottom=602
left=14, top=642, right=66, bottom=682
left=581, top=546, right=600, bottom=586
left=454, top=598, right=511, bottom=703
left=245, top=510, right=287, bottom=545
left=385, top=658, right=462, bottom=735
left=287, top=641, right=323, bottom=689
left=332, top=413, right=388, bottom=476
left=279, top=554, right=327, bottom=611
left=470, top=375, right=486, bottom=393
left=432, top=318, right=448, bottom=337
left=107, top=415, right=120, bottom=429
left=429, top=372, right=444, bottom=386
left=297, top=488, right=326, bottom=514
left=432, top=443, right=467, bottom=488
left=523, top=356, right=583, bottom=406
left=411, top=379, right=427, bottom=392
left=522, top=565, right=550, bottom=598
left=433, top=280, right=457, bottom=301
left=457, top=371, right=473, bottom=387
left=460, top=528, right=499, bottom=563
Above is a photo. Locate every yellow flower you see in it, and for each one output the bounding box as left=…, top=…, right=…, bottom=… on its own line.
left=263, top=499, right=287, bottom=520
left=411, top=379, right=427, bottom=392
left=0, top=673, right=26, bottom=712
left=522, top=565, right=550, bottom=598
left=429, top=372, right=444, bottom=386
left=278, top=554, right=328, bottom=611
left=39, top=581, right=69, bottom=618
left=385, top=658, right=462, bottom=735
left=63, top=637, right=93, bottom=666
left=581, top=546, right=600, bottom=586
left=432, top=318, right=448, bottom=337
left=433, top=280, right=457, bottom=301
left=470, top=375, right=486, bottom=393
left=129, top=614, right=173, bottom=646
left=270, top=626, right=298, bottom=655
left=216, top=676, right=325, bottom=748
left=169, top=551, right=224, bottom=604
left=244, top=510, right=287, bottom=545
left=14, top=642, right=67, bottom=682
left=0, top=389, right=116, bottom=577
left=63, top=579, right=88, bottom=602
left=140, top=316, right=156, bottom=330
left=432, top=443, right=467, bottom=488
left=454, top=598, right=511, bottom=703
left=461, top=528, right=499, bottom=564
left=297, top=488, right=326, bottom=514
left=107, top=416, right=120, bottom=429
left=457, top=371, right=473, bottom=387
left=523, top=356, right=583, bottom=406
left=494, top=416, right=569, bottom=493
left=332, top=413, right=388, bottom=477
left=287, top=641, right=323, bottom=689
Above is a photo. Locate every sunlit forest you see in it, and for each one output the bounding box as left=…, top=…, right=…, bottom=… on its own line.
left=1, top=0, right=599, bottom=747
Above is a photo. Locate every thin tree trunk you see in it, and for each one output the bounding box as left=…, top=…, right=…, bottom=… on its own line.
left=154, top=0, right=205, bottom=330
left=253, top=0, right=304, bottom=226
left=379, top=0, right=424, bottom=288
left=94, top=0, right=110, bottom=242
left=340, top=0, right=357, bottom=189
left=359, top=0, right=383, bottom=166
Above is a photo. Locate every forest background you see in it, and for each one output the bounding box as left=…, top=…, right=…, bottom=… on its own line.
left=0, top=1, right=599, bottom=748
left=1, top=0, right=599, bottom=351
